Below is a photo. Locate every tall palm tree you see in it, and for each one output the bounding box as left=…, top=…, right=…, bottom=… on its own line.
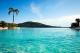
left=8, top=8, right=19, bottom=23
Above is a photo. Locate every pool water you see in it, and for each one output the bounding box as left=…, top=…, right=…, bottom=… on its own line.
left=0, top=28, right=80, bottom=53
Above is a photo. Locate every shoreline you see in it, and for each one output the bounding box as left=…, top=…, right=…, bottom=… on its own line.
left=0, top=27, right=70, bottom=30
left=0, top=27, right=69, bottom=29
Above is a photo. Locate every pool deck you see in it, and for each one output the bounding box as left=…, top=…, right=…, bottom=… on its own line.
left=0, top=27, right=21, bottom=30
left=0, top=27, right=8, bottom=30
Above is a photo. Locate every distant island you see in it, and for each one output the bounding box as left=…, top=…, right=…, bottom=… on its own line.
left=18, top=21, right=62, bottom=28
left=0, top=21, right=62, bottom=28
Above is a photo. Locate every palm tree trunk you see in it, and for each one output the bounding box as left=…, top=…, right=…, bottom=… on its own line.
left=79, top=22, right=80, bottom=27
left=78, top=22, right=79, bottom=27
left=13, top=12, right=14, bottom=24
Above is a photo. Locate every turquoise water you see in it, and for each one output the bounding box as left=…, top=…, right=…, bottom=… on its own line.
left=0, top=28, right=80, bottom=53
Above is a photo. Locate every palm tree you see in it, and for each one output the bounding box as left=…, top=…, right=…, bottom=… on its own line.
left=8, top=8, right=19, bottom=24
left=75, top=18, right=80, bottom=27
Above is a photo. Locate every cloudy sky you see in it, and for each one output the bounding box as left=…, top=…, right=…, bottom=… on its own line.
left=0, top=0, right=80, bottom=27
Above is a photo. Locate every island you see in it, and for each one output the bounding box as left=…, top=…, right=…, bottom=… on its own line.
left=0, top=21, right=64, bottom=29
left=18, top=21, right=61, bottom=28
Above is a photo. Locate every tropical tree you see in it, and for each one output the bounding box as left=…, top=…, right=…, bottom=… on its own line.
left=71, top=23, right=78, bottom=28
left=8, top=7, right=19, bottom=24
left=75, top=18, right=80, bottom=27
left=0, top=21, right=7, bottom=28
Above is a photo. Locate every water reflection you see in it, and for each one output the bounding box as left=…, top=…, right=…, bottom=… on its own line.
left=70, top=28, right=80, bottom=37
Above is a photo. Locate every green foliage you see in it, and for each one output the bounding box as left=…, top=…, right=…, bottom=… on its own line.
left=8, top=8, right=19, bottom=15
left=8, top=23, right=17, bottom=27
left=71, top=18, right=80, bottom=28
left=0, top=21, right=17, bottom=28
left=0, top=21, right=8, bottom=28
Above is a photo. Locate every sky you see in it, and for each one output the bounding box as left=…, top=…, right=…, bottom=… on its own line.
left=0, top=0, right=80, bottom=27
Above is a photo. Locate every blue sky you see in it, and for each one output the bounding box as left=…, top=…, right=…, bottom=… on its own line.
left=0, top=0, right=80, bottom=27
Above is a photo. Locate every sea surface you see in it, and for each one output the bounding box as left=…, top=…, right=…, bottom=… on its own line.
left=0, top=28, right=80, bottom=53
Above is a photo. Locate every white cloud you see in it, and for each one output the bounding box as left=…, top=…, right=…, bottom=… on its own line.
left=30, top=3, right=44, bottom=18
left=30, top=2, right=80, bottom=27
left=32, top=15, right=80, bottom=27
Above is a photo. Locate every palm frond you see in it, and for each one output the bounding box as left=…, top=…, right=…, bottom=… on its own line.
left=8, top=8, right=14, bottom=15
left=8, top=10, right=12, bottom=15
left=9, top=8, right=14, bottom=11
left=14, top=9, right=19, bottom=15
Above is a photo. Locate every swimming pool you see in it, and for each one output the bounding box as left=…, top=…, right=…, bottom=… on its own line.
left=0, top=28, right=80, bottom=53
